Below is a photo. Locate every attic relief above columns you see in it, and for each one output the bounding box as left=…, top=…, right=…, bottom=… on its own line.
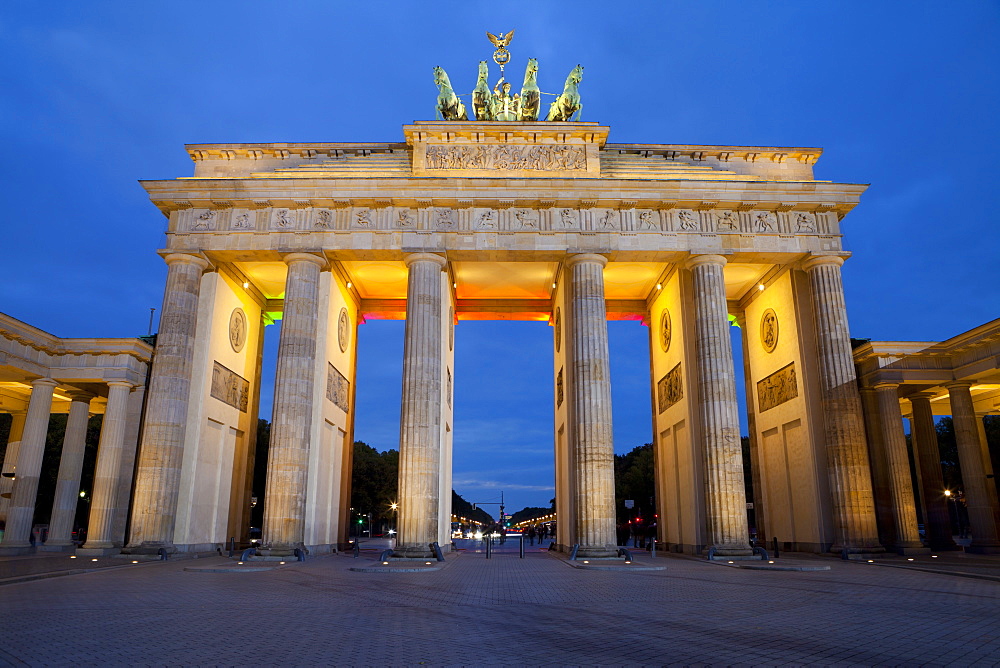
left=173, top=205, right=836, bottom=235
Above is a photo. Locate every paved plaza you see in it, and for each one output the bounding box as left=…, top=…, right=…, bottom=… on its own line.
left=1, top=547, right=999, bottom=666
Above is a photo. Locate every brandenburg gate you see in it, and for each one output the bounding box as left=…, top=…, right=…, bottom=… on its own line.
left=118, top=104, right=887, bottom=559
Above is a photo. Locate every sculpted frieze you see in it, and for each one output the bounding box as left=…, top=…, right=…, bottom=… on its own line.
left=424, top=144, right=586, bottom=171
left=210, top=361, right=249, bottom=412
left=326, top=362, right=350, bottom=412
left=757, top=362, right=798, bottom=413
left=657, top=363, right=683, bottom=413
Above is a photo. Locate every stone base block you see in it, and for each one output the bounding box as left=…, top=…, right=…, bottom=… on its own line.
left=37, top=543, right=76, bottom=552
left=895, top=546, right=932, bottom=556
left=964, top=543, right=1000, bottom=555
left=0, top=545, right=34, bottom=556
left=76, top=546, right=122, bottom=557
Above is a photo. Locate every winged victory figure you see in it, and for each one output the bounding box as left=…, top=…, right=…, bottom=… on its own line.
left=486, top=29, right=515, bottom=48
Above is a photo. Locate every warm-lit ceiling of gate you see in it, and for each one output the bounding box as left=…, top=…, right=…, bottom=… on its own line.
left=234, top=260, right=772, bottom=319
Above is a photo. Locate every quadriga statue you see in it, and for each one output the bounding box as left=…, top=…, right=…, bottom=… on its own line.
left=472, top=61, right=494, bottom=121
left=433, top=66, right=468, bottom=121
left=546, top=64, right=584, bottom=122
left=518, top=58, right=540, bottom=122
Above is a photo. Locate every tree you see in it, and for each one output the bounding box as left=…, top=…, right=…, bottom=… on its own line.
left=452, top=491, right=494, bottom=525
left=350, top=441, right=399, bottom=529
left=614, top=443, right=655, bottom=524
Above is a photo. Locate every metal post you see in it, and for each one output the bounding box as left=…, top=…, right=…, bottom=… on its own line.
left=486, top=536, right=492, bottom=559
left=519, top=534, right=525, bottom=558
left=772, top=536, right=779, bottom=559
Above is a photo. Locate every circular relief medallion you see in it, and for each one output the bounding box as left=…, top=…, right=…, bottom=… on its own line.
left=338, top=308, right=350, bottom=353
left=449, top=306, right=455, bottom=351
left=760, top=308, right=779, bottom=353
left=554, top=307, right=562, bottom=353
left=659, top=309, right=672, bottom=353
left=228, top=308, right=247, bottom=353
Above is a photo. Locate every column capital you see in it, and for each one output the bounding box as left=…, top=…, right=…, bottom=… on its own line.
left=162, top=253, right=211, bottom=272
left=909, top=392, right=936, bottom=402
left=66, top=389, right=94, bottom=403
left=945, top=380, right=975, bottom=392
left=106, top=380, right=135, bottom=391
left=282, top=252, right=327, bottom=269
left=30, top=377, right=58, bottom=389
left=872, top=381, right=901, bottom=392
left=684, top=253, right=727, bottom=270
left=564, top=253, right=608, bottom=269
left=801, top=254, right=846, bottom=272
left=403, top=252, right=447, bottom=269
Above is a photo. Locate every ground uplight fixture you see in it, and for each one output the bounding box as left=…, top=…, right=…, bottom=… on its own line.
left=279, top=561, right=285, bottom=565
left=91, top=558, right=98, bottom=562
left=425, top=561, right=432, bottom=565
left=69, top=556, right=76, bottom=559
left=238, top=561, right=244, bottom=565
left=132, top=560, right=138, bottom=564
left=382, top=561, right=389, bottom=565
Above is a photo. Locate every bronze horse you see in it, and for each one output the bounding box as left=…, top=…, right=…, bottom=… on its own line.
left=546, top=65, right=583, bottom=122
left=433, top=66, right=468, bottom=121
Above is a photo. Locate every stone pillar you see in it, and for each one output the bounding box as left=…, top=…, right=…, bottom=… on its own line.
left=125, top=253, right=210, bottom=554
left=566, top=254, right=617, bottom=558
left=974, top=414, right=1000, bottom=533
left=686, top=255, right=752, bottom=557
left=394, top=253, right=447, bottom=559
left=0, top=411, right=27, bottom=525
left=112, top=385, right=146, bottom=547
left=946, top=382, right=1000, bottom=551
left=0, top=378, right=57, bottom=554
left=859, top=387, right=896, bottom=548
left=262, top=253, right=326, bottom=554
left=42, top=392, right=93, bottom=550
left=79, top=381, right=134, bottom=554
left=910, top=393, right=957, bottom=549
left=873, top=383, right=926, bottom=553
left=802, top=256, right=882, bottom=553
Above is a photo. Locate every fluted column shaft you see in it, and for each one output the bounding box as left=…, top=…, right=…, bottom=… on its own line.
left=946, top=382, right=1000, bottom=548
left=687, top=255, right=751, bottom=556
left=126, top=254, right=209, bottom=552
left=0, top=378, right=56, bottom=552
left=910, top=393, right=957, bottom=549
left=80, top=381, right=134, bottom=552
left=859, top=387, right=896, bottom=547
left=395, top=253, right=447, bottom=558
left=873, top=383, right=923, bottom=550
left=113, top=385, right=145, bottom=547
left=45, top=393, right=94, bottom=547
left=974, top=415, right=1000, bottom=532
left=263, top=253, right=326, bottom=552
left=567, top=254, right=617, bottom=558
left=803, top=256, right=881, bottom=552
left=0, top=411, right=27, bottom=525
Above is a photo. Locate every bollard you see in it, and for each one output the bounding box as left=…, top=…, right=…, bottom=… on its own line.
left=519, top=534, right=525, bottom=559
left=353, top=540, right=360, bottom=558
left=486, top=537, right=492, bottom=559
left=651, top=538, right=656, bottom=558
left=431, top=542, right=445, bottom=562
left=293, top=548, right=305, bottom=562
left=772, top=537, right=779, bottom=559
left=569, top=544, right=580, bottom=561
left=239, top=547, right=255, bottom=561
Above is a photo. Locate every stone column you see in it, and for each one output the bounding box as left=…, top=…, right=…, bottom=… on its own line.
left=946, top=382, right=1000, bottom=551
left=909, top=393, right=957, bottom=550
left=125, top=253, right=210, bottom=554
left=394, top=253, right=447, bottom=559
left=686, top=255, right=752, bottom=557
left=859, top=387, right=896, bottom=548
left=0, top=378, right=57, bottom=554
left=974, top=414, right=1000, bottom=532
left=112, top=385, right=146, bottom=547
left=873, top=383, right=926, bottom=553
left=42, top=392, right=93, bottom=549
left=566, top=254, right=617, bottom=558
left=0, top=411, right=27, bottom=525
left=79, top=381, right=134, bottom=554
left=802, top=256, right=882, bottom=553
left=262, top=253, right=326, bottom=554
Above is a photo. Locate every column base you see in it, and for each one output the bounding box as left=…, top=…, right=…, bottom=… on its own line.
left=0, top=544, right=34, bottom=556
left=708, top=544, right=755, bottom=558
left=832, top=543, right=886, bottom=555
left=257, top=545, right=305, bottom=558
left=894, top=545, right=932, bottom=556
left=965, top=543, right=1000, bottom=555
left=121, top=541, right=178, bottom=556
left=575, top=545, right=619, bottom=559
left=37, top=542, right=76, bottom=552
left=392, top=544, right=436, bottom=559
left=76, top=546, right=122, bottom=557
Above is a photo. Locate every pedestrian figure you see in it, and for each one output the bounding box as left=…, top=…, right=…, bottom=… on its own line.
left=528, top=525, right=536, bottom=546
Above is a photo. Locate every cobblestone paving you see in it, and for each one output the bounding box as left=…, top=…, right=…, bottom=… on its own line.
left=1, top=550, right=998, bottom=666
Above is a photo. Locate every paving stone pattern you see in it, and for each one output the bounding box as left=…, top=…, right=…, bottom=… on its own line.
left=1, top=551, right=998, bottom=666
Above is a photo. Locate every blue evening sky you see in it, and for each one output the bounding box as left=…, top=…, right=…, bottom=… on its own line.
left=1, top=2, right=997, bottom=514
